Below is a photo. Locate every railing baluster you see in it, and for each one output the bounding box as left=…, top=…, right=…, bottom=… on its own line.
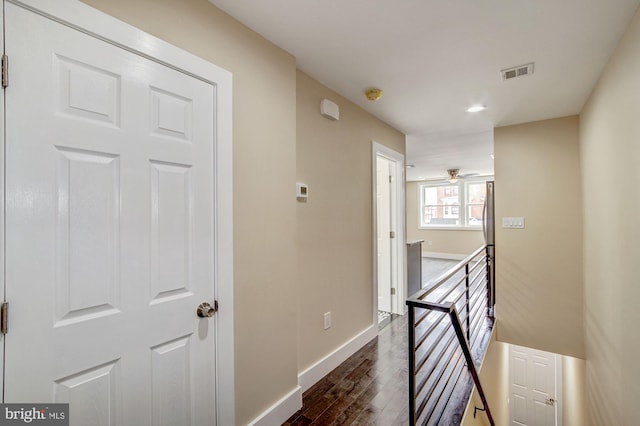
left=408, top=305, right=416, bottom=426
left=465, top=263, right=470, bottom=342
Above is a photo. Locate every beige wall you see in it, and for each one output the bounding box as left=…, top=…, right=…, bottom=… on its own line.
left=406, top=181, right=485, bottom=256
left=580, top=5, right=640, bottom=425
left=494, top=117, right=584, bottom=358
left=296, top=70, right=405, bottom=371
left=562, top=356, right=589, bottom=426
left=462, top=334, right=510, bottom=426
left=81, top=0, right=298, bottom=423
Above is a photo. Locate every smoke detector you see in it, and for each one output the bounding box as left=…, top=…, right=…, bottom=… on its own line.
left=365, top=88, right=384, bottom=101
left=501, top=63, right=534, bottom=81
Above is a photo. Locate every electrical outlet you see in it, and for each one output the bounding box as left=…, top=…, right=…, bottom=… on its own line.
left=323, top=312, right=331, bottom=330
left=428, top=240, right=433, bottom=246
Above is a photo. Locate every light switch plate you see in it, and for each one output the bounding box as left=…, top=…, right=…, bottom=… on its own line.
left=502, top=217, right=525, bottom=228
left=323, top=312, right=331, bottom=330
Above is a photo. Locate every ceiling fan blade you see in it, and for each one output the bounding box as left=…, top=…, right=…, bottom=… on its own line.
left=458, top=172, right=480, bottom=178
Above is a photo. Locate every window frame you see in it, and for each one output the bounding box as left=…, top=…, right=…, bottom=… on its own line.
left=418, top=177, right=494, bottom=230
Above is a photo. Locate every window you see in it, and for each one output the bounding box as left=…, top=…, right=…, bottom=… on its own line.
left=420, top=184, right=460, bottom=226
left=466, top=182, right=486, bottom=226
left=419, top=178, right=492, bottom=228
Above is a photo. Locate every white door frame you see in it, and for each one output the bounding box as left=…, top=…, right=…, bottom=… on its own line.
left=372, top=142, right=405, bottom=321
left=2, top=1, right=234, bottom=424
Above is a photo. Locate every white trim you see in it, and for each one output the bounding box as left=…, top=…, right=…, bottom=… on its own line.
left=0, top=0, right=5, bottom=392
left=372, top=142, right=406, bottom=319
left=247, top=386, right=302, bottom=426
left=8, top=1, right=235, bottom=423
left=298, top=325, right=377, bottom=393
left=422, top=252, right=467, bottom=261
left=418, top=226, right=483, bottom=231
left=555, top=354, right=564, bottom=426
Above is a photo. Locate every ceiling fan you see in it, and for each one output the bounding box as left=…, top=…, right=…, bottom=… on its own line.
left=421, top=168, right=480, bottom=183
left=446, top=168, right=481, bottom=183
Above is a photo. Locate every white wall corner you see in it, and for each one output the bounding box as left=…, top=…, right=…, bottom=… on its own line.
left=247, top=386, right=302, bottom=426
left=298, top=325, right=378, bottom=393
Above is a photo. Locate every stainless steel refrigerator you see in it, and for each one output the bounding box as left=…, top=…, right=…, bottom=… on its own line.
left=483, top=181, right=496, bottom=315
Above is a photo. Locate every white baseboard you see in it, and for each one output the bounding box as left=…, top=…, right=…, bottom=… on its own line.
left=298, top=325, right=378, bottom=393
left=247, top=385, right=302, bottom=426
left=422, top=251, right=466, bottom=260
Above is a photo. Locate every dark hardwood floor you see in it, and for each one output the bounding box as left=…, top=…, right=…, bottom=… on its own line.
left=421, top=258, right=461, bottom=289
left=284, top=315, right=409, bottom=425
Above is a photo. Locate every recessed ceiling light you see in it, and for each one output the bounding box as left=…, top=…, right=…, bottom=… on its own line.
left=467, top=105, right=486, bottom=113
left=406, top=164, right=415, bottom=168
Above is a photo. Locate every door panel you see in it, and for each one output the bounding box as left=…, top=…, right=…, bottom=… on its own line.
left=150, top=336, right=193, bottom=426
left=55, top=148, right=121, bottom=325
left=55, top=361, right=121, bottom=425
left=5, top=4, right=216, bottom=425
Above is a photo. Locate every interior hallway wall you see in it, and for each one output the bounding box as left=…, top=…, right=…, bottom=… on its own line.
left=562, top=355, right=589, bottom=426
left=296, top=70, right=405, bottom=373
left=494, top=116, right=584, bottom=359
left=81, top=0, right=298, bottom=423
left=580, top=5, right=640, bottom=424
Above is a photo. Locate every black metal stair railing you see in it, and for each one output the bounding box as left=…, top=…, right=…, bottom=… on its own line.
left=406, top=245, right=495, bottom=426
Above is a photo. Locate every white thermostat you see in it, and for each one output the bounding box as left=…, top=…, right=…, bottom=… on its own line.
left=296, top=183, right=308, bottom=201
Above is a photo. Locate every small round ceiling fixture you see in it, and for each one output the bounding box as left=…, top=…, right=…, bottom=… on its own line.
left=365, top=88, right=384, bottom=101
left=467, top=105, right=486, bottom=113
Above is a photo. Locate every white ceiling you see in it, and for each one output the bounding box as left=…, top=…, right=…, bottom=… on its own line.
left=208, top=0, right=640, bottom=180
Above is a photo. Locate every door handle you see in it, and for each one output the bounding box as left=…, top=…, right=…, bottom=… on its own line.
left=545, top=398, right=556, bottom=406
left=197, top=301, right=218, bottom=318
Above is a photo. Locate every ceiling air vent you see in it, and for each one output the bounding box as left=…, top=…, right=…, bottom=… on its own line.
left=501, top=63, right=534, bottom=81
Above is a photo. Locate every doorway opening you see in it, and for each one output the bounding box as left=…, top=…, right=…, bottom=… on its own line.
left=372, top=142, right=405, bottom=330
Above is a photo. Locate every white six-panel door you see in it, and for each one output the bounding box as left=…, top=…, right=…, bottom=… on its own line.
left=510, top=344, right=558, bottom=426
left=4, top=3, right=225, bottom=424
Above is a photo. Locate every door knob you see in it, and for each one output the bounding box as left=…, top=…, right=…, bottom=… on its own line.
left=197, top=301, right=217, bottom=318
left=545, top=398, right=556, bottom=406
